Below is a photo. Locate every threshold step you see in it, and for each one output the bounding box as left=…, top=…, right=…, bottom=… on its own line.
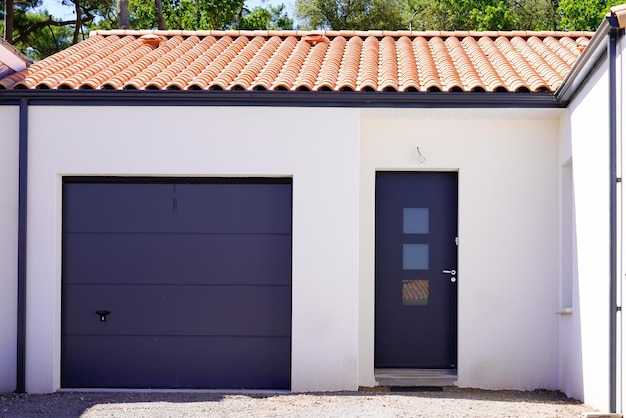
left=374, top=369, right=457, bottom=387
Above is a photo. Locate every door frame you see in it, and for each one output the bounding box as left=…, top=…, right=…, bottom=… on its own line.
left=367, top=169, right=460, bottom=383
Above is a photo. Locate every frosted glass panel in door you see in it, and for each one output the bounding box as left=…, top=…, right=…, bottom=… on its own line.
left=403, top=244, right=429, bottom=270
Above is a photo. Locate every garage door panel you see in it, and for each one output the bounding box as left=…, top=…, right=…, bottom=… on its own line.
left=64, top=184, right=178, bottom=233
left=62, top=335, right=291, bottom=389
left=175, top=184, right=292, bottom=234
left=64, top=183, right=292, bottom=234
left=63, top=233, right=291, bottom=285
left=64, top=284, right=291, bottom=336
left=62, top=179, right=292, bottom=389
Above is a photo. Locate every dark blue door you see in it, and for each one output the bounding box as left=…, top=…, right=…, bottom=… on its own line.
left=375, top=172, right=458, bottom=369
left=61, top=178, right=292, bottom=389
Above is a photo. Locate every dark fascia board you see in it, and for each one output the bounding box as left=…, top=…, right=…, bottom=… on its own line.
left=556, top=18, right=621, bottom=105
left=0, top=89, right=563, bottom=108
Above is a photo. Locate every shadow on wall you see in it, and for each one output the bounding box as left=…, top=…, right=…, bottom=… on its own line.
left=559, top=159, right=584, bottom=403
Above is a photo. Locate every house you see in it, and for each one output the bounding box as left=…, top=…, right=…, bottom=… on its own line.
left=0, top=4, right=625, bottom=414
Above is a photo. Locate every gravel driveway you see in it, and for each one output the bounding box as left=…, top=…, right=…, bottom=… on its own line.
left=0, top=387, right=596, bottom=417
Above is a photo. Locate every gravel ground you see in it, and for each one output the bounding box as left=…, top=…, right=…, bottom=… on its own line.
left=0, top=387, right=597, bottom=418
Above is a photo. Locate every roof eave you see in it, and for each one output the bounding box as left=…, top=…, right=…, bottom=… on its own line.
left=0, top=89, right=563, bottom=108
left=0, top=38, right=31, bottom=72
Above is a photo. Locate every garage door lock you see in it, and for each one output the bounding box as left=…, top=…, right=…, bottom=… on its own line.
left=96, top=311, right=111, bottom=322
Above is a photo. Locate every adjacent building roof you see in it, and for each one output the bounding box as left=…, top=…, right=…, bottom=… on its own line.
left=0, top=29, right=593, bottom=93
left=0, top=38, right=31, bottom=81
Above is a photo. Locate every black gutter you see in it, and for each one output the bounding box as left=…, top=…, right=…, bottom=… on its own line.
left=15, top=98, right=27, bottom=394
left=0, top=89, right=563, bottom=108
left=556, top=19, right=612, bottom=105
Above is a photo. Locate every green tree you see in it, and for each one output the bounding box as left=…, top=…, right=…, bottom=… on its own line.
left=407, top=0, right=560, bottom=31
left=295, top=0, right=409, bottom=30
left=0, top=0, right=86, bottom=59
left=2, top=0, right=293, bottom=59
left=235, top=3, right=293, bottom=30
left=9, top=10, right=75, bottom=58
left=127, top=0, right=246, bottom=30
left=558, top=0, right=622, bottom=31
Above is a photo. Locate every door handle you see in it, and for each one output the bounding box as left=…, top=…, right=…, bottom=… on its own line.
left=96, top=311, right=111, bottom=322
left=442, top=269, right=456, bottom=275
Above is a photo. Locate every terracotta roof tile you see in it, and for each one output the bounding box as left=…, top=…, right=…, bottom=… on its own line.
left=315, top=36, right=345, bottom=91
left=336, top=36, right=362, bottom=91
left=446, top=37, right=484, bottom=92
left=273, top=39, right=310, bottom=90
left=252, top=36, right=297, bottom=90
left=0, top=29, right=595, bottom=92
left=414, top=37, right=441, bottom=92
left=358, top=36, right=378, bottom=91
left=295, top=39, right=328, bottom=90
left=510, top=36, right=562, bottom=91
left=397, top=37, right=419, bottom=92
left=465, top=36, right=508, bottom=92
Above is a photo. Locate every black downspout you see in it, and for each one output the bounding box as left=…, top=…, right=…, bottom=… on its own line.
left=15, top=98, right=27, bottom=394
left=609, top=26, right=620, bottom=414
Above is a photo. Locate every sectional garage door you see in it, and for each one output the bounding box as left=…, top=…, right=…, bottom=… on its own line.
left=61, top=178, right=292, bottom=389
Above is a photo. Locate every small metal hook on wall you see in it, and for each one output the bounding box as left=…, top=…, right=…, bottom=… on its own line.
left=416, top=147, right=426, bottom=164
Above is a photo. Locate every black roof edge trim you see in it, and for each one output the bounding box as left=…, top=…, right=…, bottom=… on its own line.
left=556, top=18, right=616, bottom=105
left=0, top=90, right=563, bottom=108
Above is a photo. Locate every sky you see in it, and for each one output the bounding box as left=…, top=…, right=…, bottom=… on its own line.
left=40, top=0, right=292, bottom=21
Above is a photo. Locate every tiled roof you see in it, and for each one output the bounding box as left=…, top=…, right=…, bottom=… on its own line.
left=0, top=29, right=593, bottom=93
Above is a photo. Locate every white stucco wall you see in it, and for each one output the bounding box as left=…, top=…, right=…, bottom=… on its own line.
left=0, top=105, right=19, bottom=393
left=559, top=57, right=611, bottom=411
left=24, top=105, right=361, bottom=393
left=12, top=103, right=571, bottom=395
left=358, top=108, right=561, bottom=391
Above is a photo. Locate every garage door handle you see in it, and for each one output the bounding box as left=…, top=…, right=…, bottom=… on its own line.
left=96, top=311, right=111, bottom=322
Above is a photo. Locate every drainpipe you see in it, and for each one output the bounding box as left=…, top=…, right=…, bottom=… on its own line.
left=15, top=98, right=28, bottom=394
left=609, top=26, right=617, bottom=412
left=608, top=14, right=626, bottom=411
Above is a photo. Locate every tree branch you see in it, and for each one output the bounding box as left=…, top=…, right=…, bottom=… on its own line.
left=12, top=18, right=78, bottom=44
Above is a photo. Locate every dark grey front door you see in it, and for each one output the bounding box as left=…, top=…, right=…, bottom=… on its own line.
left=375, top=172, right=458, bottom=369
left=61, top=178, right=292, bottom=389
